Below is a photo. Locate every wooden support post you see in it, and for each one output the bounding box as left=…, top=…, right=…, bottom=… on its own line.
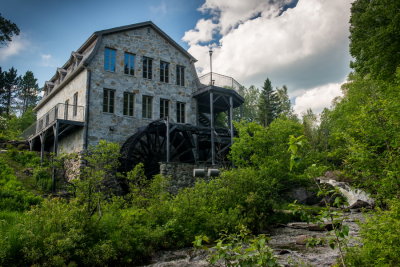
left=52, top=121, right=59, bottom=193
left=53, top=121, right=59, bottom=156
left=166, top=116, right=170, bottom=163
left=39, top=133, right=45, bottom=164
left=29, top=139, right=33, bottom=151
left=210, top=92, right=215, bottom=165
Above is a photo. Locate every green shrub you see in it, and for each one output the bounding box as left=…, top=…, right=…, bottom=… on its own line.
left=345, top=199, right=400, bottom=266
left=32, top=166, right=53, bottom=192
left=0, top=158, right=41, bottom=211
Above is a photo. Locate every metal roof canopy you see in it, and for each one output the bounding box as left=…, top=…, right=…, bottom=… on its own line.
left=192, top=85, right=244, bottom=113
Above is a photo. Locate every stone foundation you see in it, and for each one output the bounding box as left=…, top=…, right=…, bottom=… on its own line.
left=159, top=162, right=219, bottom=194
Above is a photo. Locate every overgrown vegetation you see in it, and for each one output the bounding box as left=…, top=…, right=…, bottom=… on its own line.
left=0, top=0, right=399, bottom=265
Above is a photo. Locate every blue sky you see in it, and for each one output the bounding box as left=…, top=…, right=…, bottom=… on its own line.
left=0, top=0, right=203, bottom=85
left=0, top=0, right=354, bottom=115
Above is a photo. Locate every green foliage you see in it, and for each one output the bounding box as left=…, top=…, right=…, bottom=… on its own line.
left=0, top=157, right=41, bottom=211
left=18, top=71, right=40, bottom=114
left=195, top=225, right=279, bottom=267
left=230, top=118, right=312, bottom=195
left=237, top=85, right=260, bottom=122
left=0, top=14, right=20, bottom=46
left=0, top=109, right=36, bottom=140
left=72, top=140, right=121, bottom=217
left=288, top=135, right=305, bottom=171
left=345, top=199, right=400, bottom=267
left=257, top=78, right=280, bottom=127
left=167, top=167, right=278, bottom=242
left=32, top=166, right=52, bottom=192
left=350, top=0, right=400, bottom=80
left=323, top=76, right=400, bottom=204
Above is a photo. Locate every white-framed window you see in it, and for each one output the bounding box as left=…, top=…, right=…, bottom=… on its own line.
left=123, top=92, right=135, bottom=116
left=176, top=65, right=185, bottom=86
left=160, top=61, right=169, bottom=83
left=176, top=102, right=185, bottom=123
left=142, top=56, right=153, bottom=79
left=124, top=52, right=135, bottom=75
left=160, top=98, right=169, bottom=119
left=142, top=95, right=153, bottom=119
left=104, top=48, right=116, bottom=72
left=103, top=89, right=115, bottom=113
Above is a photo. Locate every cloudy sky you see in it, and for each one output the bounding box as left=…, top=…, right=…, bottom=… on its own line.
left=0, top=0, right=353, bottom=115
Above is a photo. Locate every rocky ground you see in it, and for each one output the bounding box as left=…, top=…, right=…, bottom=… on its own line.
left=142, top=210, right=365, bottom=267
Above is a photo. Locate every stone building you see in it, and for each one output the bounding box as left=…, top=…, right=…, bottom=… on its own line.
left=25, top=21, right=244, bottom=175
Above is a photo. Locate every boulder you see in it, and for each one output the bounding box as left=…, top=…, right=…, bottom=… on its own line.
left=286, top=186, right=320, bottom=205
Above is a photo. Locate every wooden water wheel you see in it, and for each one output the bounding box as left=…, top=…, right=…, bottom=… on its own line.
left=120, top=120, right=196, bottom=177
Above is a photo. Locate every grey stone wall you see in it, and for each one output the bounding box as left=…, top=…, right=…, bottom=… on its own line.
left=87, top=26, right=198, bottom=147
left=160, top=162, right=219, bottom=194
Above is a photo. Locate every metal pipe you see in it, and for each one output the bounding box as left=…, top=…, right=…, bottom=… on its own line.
left=209, top=49, right=213, bottom=86
left=210, top=92, right=215, bottom=165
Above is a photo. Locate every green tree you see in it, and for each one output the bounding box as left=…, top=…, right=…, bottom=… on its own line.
left=237, top=85, right=260, bottom=122
left=0, top=14, right=20, bottom=47
left=257, top=78, right=279, bottom=126
left=276, top=85, right=293, bottom=117
left=18, top=71, right=40, bottom=114
left=349, top=0, right=400, bottom=80
left=302, top=108, right=318, bottom=149
left=0, top=67, right=20, bottom=116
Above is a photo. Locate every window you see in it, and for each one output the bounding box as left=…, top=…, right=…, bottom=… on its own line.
left=160, top=61, right=169, bottom=83
left=124, top=52, right=135, bottom=75
left=142, top=95, right=153, bottom=119
left=104, top=48, right=116, bottom=72
left=176, top=65, right=185, bottom=86
left=73, top=92, right=78, bottom=116
left=160, top=99, right=169, bottom=119
left=103, top=89, right=115, bottom=113
left=64, top=99, right=69, bottom=120
left=177, top=102, right=185, bottom=123
left=123, top=92, right=135, bottom=116
left=142, top=56, right=153, bottom=79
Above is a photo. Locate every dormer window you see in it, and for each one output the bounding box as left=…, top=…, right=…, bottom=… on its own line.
left=57, top=68, right=67, bottom=82
left=72, top=52, right=83, bottom=67
left=44, top=81, right=54, bottom=96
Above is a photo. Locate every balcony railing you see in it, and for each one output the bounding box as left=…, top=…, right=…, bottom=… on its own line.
left=22, top=103, right=85, bottom=139
left=194, top=72, right=242, bottom=92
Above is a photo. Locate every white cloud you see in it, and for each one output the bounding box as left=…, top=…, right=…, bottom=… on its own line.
left=293, top=82, right=344, bottom=116
left=184, top=0, right=353, bottom=103
left=40, top=53, right=55, bottom=67
left=0, top=35, right=28, bottom=62
left=183, top=19, right=218, bottom=46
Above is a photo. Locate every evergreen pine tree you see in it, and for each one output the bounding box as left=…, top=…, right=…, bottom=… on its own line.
left=257, top=78, right=279, bottom=126
left=1, top=67, right=19, bottom=116
left=19, top=71, right=40, bottom=114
